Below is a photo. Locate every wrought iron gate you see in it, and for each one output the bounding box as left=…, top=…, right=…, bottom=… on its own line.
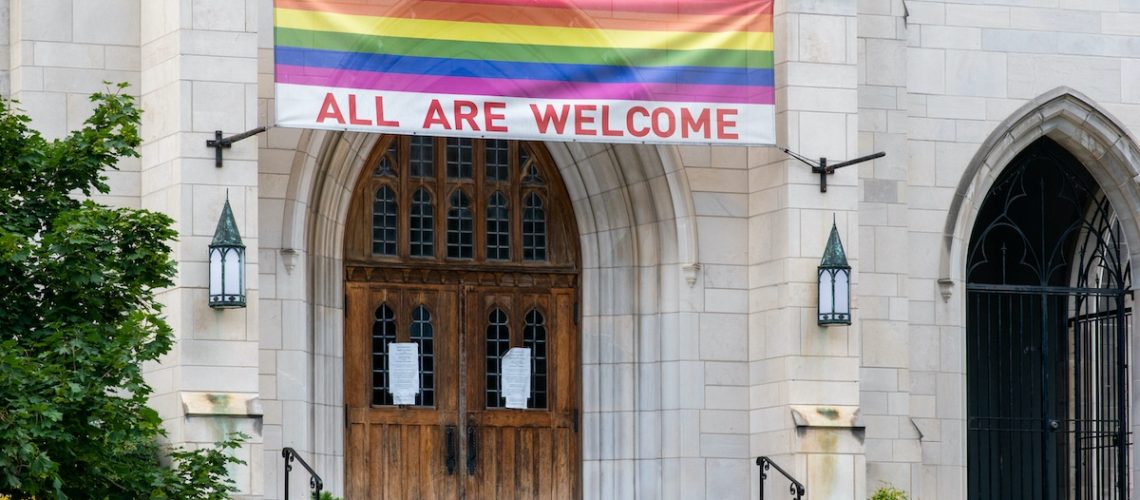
left=966, top=138, right=1131, bottom=500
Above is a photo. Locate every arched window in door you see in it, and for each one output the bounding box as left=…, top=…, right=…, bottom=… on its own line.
left=346, top=137, right=576, bottom=267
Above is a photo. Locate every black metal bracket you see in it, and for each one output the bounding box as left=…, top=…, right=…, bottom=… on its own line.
left=782, top=148, right=886, bottom=193
left=206, top=126, right=267, bottom=168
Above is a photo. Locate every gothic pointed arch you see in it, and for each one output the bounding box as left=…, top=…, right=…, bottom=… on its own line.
left=942, top=88, right=1140, bottom=296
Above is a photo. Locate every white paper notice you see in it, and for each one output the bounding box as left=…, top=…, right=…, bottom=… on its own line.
left=388, top=343, right=420, bottom=405
left=501, top=347, right=532, bottom=409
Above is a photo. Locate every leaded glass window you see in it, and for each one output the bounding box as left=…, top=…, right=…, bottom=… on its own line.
left=371, top=304, right=397, bottom=406
left=375, top=141, right=397, bottom=177
left=351, top=137, right=571, bottom=267
left=410, top=135, right=434, bottom=178
left=486, top=139, right=509, bottom=182
left=523, top=193, right=547, bottom=261
left=372, top=186, right=397, bottom=256
left=447, top=137, right=473, bottom=179
left=485, top=309, right=510, bottom=408
left=410, top=305, right=434, bottom=407
left=447, top=190, right=473, bottom=259
left=486, top=192, right=510, bottom=260
left=523, top=308, right=548, bottom=409
left=410, top=188, right=434, bottom=258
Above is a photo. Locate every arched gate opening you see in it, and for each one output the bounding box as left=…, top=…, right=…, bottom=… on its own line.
left=967, top=137, right=1131, bottom=499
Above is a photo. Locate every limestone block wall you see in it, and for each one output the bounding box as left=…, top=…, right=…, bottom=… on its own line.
left=750, top=0, right=865, bottom=497
left=138, top=0, right=263, bottom=494
left=856, top=0, right=921, bottom=496
left=899, top=0, right=1140, bottom=498
left=9, top=0, right=140, bottom=208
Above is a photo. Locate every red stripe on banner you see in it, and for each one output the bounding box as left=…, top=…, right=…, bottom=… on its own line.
left=275, top=0, right=773, bottom=32
left=279, top=0, right=772, bottom=18
left=276, top=64, right=775, bottom=104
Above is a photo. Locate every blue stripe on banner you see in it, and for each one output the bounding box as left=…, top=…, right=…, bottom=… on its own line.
left=275, top=46, right=774, bottom=88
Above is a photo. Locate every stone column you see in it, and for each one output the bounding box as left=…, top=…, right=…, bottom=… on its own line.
left=139, top=1, right=262, bottom=495
left=749, top=0, right=865, bottom=497
left=856, top=0, right=921, bottom=496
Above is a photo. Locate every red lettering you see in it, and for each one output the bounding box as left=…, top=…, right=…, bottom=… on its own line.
left=347, top=94, right=372, bottom=126
left=627, top=106, right=650, bottom=138
left=423, top=99, right=452, bottom=130
left=530, top=104, right=571, bottom=134
left=716, top=109, right=739, bottom=140
left=600, top=105, right=623, bottom=137
left=680, top=108, right=711, bottom=139
left=484, top=102, right=507, bottom=132
left=374, top=96, right=399, bottom=127
left=454, top=100, right=479, bottom=131
left=574, top=105, right=597, bottom=136
left=316, top=93, right=345, bottom=124
left=651, top=108, right=676, bottom=137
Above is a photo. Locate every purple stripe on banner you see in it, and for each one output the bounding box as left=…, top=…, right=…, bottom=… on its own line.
left=275, top=64, right=774, bottom=105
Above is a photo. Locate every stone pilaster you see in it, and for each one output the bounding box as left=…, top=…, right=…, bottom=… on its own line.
left=856, top=0, right=920, bottom=496
left=750, top=0, right=865, bottom=497
left=139, top=0, right=262, bottom=495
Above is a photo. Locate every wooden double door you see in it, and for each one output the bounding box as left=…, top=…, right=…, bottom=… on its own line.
left=345, top=278, right=580, bottom=499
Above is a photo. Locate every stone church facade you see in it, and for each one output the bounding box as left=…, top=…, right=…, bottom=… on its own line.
left=6, top=0, right=1140, bottom=499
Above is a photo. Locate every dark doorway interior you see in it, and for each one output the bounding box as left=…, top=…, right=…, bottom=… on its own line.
left=966, top=137, right=1131, bottom=500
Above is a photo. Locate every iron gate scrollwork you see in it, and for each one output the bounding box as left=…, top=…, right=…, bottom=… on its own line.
left=966, top=138, right=1131, bottom=500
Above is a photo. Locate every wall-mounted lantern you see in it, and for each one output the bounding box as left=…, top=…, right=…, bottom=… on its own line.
left=209, top=195, right=245, bottom=309
left=818, top=220, right=850, bottom=326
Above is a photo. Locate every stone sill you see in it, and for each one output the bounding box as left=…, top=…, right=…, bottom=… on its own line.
left=182, top=392, right=263, bottom=417
left=790, top=405, right=863, bottom=429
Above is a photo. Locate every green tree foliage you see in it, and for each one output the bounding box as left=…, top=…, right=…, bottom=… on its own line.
left=0, top=84, right=243, bottom=499
left=870, top=484, right=909, bottom=500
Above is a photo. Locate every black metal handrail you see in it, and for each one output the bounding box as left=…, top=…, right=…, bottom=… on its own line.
left=282, top=447, right=324, bottom=500
left=756, top=456, right=805, bottom=500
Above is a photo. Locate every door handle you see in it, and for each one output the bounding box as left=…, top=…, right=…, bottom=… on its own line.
left=445, top=426, right=457, bottom=475
left=466, top=425, right=477, bottom=475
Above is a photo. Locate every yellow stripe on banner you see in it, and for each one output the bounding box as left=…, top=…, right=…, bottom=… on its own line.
left=276, top=8, right=774, bottom=53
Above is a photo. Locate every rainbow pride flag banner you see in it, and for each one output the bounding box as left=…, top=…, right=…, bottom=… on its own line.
left=274, top=0, right=775, bottom=145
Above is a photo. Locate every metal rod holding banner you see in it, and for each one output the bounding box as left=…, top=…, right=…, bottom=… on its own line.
left=206, top=126, right=267, bottom=168
left=781, top=148, right=886, bottom=192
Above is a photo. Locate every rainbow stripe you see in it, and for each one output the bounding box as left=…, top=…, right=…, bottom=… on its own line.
left=274, top=0, right=775, bottom=106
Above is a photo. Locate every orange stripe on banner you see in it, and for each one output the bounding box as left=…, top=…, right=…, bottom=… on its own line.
left=275, top=0, right=775, bottom=32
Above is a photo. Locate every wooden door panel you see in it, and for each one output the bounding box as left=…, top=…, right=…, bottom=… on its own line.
left=463, top=286, right=580, bottom=499
left=346, top=284, right=461, bottom=500
left=464, top=426, right=575, bottom=499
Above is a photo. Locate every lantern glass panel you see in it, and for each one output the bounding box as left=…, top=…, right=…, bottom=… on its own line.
left=834, top=269, right=849, bottom=314
left=222, top=248, right=243, bottom=296
left=819, top=271, right=834, bottom=315
left=209, top=248, right=223, bottom=296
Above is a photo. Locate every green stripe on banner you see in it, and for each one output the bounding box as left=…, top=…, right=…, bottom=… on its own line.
left=275, top=28, right=774, bottom=71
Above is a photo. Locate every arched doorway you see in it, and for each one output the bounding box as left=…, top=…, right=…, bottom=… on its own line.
left=966, top=137, right=1131, bottom=499
left=342, top=136, right=581, bottom=499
